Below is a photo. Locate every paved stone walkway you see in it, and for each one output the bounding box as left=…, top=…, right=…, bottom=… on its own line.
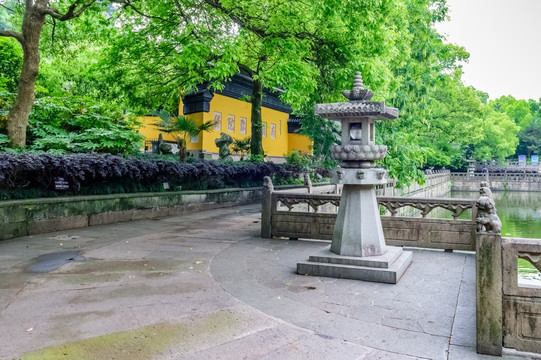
left=0, top=204, right=532, bottom=359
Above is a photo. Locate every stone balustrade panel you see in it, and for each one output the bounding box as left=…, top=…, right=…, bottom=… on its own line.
left=383, top=217, right=476, bottom=251
left=501, top=237, right=541, bottom=353
left=268, top=190, right=477, bottom=251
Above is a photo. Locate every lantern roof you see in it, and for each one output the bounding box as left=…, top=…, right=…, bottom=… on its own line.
left=315, top=71, right=398, bottom=121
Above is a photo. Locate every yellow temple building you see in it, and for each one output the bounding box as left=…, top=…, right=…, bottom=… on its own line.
left=138, top=74, right=312, bottom=162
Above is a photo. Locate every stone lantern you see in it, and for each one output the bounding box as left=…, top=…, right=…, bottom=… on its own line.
left=467, top=158, right=476, bottom=176
left=297, top=71, right=412, bottom=284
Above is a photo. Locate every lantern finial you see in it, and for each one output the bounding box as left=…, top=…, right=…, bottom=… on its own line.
left=342, top=71, right=374, bottom=101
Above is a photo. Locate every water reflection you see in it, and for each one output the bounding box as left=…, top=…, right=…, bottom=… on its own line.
left=452, top=191, right=541, bottom=238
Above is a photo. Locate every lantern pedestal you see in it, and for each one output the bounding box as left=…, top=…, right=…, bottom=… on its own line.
left=331, top=184, right=386, bottom=257
left=297, top=245, right=412, bottom=284
left=296, top=71, right=412, bottom=284
left=297, top=168, right=412, bottom=284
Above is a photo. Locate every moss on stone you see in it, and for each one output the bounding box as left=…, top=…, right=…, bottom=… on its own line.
left=21, top=310, right=241, bottom=360
left=57, top=273, right=124, bottom=284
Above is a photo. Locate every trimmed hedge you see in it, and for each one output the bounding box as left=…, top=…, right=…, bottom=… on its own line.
left=0, top=153, right=302, bottom=200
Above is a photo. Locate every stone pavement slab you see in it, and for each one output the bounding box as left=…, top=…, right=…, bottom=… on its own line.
left=211, top=238, right=466, bottom=360
left=0, top=204, right=522, bottom=359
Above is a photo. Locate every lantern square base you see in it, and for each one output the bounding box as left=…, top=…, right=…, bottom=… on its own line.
left=297, top=245, right=412, bottom=284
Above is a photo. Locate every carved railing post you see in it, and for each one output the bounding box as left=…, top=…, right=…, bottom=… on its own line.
left=476, top=232, right=502, bottom=356
left=261, top=176, right=274, bottom=238
left=304, top=173, right=313, bottom=212
left=475, top=182, right=503, bottom=356
left=304, top=173, right=313, bottom=194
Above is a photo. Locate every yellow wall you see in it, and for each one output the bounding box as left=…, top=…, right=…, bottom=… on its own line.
left=140, top=93, right=310, bottom=157
left=183, top=112, right=205, bottom=151
left=139, top=116, right=177, bottom=143
left=199, top=94, right=289, bottom=157
left=288, top=133, right=313, bottom=154
left=139, top=107, right=204, bottom=151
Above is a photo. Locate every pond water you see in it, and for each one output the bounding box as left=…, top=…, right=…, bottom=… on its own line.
left=452, top=190, right=541, bottom=285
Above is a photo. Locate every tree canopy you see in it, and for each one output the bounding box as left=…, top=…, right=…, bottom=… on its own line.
left=0, top=0, right=535, bottom=185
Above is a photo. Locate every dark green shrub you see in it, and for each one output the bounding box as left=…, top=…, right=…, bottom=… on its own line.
left=0, top=153, right=303, bottom=200
left=159, top=143, right=173, bottom=154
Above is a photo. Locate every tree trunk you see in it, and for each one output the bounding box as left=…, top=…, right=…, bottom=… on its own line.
left=177, top=137, right=187, bottom=162
left=250, top=78, right=264, bottom=158
left=6, top=2, right=47, bottom=147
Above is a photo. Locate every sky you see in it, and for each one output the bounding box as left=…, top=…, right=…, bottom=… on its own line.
left=436, top=0, right=541, bottom=101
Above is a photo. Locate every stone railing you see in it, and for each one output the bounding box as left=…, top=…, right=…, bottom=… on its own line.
left=477, top=235, right=541, bottom=355
left=331, top=169, right=450, bottom=197
left=261, top=179, right=541, bottom=356
left=374, top=179, right=397, bottom=196
left=451, top=172, right=541, bottom=192
left=378, top=196, right=474, bottom=219
left=474, top=160, right=540, bottom=169
left=501, top=237, right=541, bottom=353
left=261, top=179, right=477, bottom=250
left=396, top=170, right=451, bottom=198
left=424, top=169, right=452, bottom=176
left=502, top=160, right=540, bottom=169
left=451, top=172, right=541, bottom=182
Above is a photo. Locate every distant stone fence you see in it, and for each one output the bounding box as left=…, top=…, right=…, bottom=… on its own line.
left=473, top=160, right=540, bottom=170
left=305, top=170, right=451, bottom=198
left=452, top=172, right=541, bottom=191
left=376, top=169, right=451, bottom=198
left=401, top=169, right=451, bottom=197
left=261, top=180, right=541, bottom=356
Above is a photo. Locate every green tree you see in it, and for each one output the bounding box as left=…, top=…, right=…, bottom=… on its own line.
left=0, top=37, right=23, bottom=92
left=0, top=4, right=13, bottom=31
left=34, top=0, right=120, bottom=100
left=299, top=111, right=340, bottom=167
left=374, top=0, right=470, bottom=177
left=387, top=0, right=468, bottom=124
left=0, top=0, right=106, bottom=147
left=516, top=119, right=541, bottom=157
left=106, top=0, right=407, bottom=159
left=491, top=95, right=532, bottom=130
left=410, top=72, right=485, bottom=167
left=472, top=109, right=519, bottom=161
left=37, top=37, right=114, bottom=99
left=513, top=98, right=541, bottom=158
left=378, top=129, right=427, bottom=186
left=289, top=0, right=413, bottom=169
